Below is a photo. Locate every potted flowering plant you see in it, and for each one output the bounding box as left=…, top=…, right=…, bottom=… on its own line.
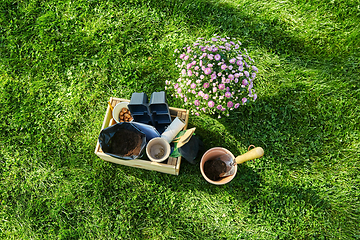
left=165, top=35, right=258, bottom=117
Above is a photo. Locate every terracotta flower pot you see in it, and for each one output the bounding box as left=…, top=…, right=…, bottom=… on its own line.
left=200, top=146, right=264, bottom=185
left=200, top=147, right=236, bottom=185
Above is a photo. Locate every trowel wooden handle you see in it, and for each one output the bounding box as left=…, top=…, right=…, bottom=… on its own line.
left=235, top=147, right=264, bottom=164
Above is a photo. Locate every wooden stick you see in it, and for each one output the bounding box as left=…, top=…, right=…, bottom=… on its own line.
left=108, top=101, right=114, bottom=111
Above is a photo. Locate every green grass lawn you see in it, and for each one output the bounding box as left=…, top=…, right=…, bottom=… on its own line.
left=1, top=0, right=359, bottom=239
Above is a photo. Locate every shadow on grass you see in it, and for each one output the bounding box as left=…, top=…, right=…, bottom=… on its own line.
left=146, top=0, right=359, bottom=64
left=224, top=84, right=358, bottom=169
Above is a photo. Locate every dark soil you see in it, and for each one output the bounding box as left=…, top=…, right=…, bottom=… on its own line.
left=203, top=159, right=227, bottom=181
left=109, top=128, right=142, bottom=157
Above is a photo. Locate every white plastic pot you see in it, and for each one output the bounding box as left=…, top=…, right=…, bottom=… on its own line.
left=146, top=137, right=171, bottom=162
left=113, top=102, right=130, bottom=123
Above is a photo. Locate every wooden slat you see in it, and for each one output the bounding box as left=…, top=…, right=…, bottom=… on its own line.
left=167, top=157, right=177, bottom=166
left=175, top=156, right=182, bottom=175
left=97, top=152, right=177, bottom=175
left=184, top=110, right=189, bottom=129
left=94, top=97, right=113, bottom=154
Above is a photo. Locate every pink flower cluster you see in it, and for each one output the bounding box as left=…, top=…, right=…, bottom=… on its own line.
left=168, top=35, right=258, bottom=116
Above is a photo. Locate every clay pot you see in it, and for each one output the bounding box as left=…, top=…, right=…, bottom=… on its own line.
left=200, top=147, right=236, bottom=185
left=200, top=146, right=264, bottom=185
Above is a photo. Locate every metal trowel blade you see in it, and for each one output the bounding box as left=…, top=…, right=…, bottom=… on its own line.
left=219, top=166, right=235, bottom=177
left=217, top=154, right=236, bottom=178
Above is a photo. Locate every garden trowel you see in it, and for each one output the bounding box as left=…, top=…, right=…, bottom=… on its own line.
left=218, top=147, right=264, bottom=178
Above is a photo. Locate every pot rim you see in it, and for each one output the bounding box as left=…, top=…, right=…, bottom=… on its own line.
left=200, top=147, right=237, bottom=185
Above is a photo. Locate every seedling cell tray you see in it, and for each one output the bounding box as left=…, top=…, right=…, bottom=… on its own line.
left=128, top=92, right=150, bottom=115
left=149, top=91, right=170, bottom=114
left=149, top=91, right=172, bottom=127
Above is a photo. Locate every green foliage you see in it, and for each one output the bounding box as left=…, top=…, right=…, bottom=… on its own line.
left=0, top=0, right=359, bottom=239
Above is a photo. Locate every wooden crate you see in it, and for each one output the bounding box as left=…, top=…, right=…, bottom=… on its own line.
left=94, top=97, right=189, bottom=175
